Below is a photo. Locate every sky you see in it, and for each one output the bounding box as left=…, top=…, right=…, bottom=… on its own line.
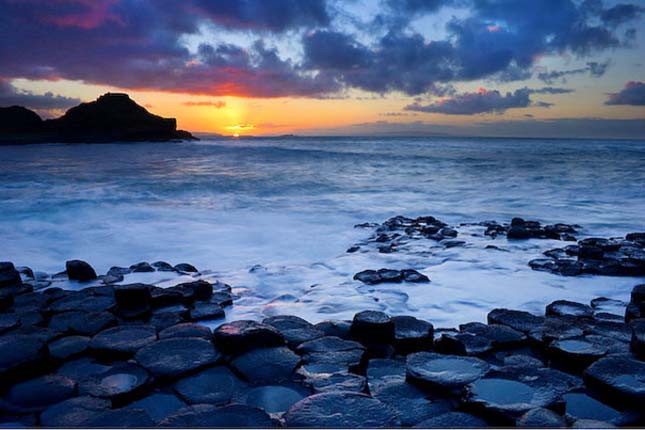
left=0, top=0, right=644, bottom=138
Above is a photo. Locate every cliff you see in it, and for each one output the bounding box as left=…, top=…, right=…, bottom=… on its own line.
left=0, top=93, right=196, bottom=144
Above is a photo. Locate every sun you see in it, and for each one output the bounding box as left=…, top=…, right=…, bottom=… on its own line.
left=233, top=133, right=240, bottom=138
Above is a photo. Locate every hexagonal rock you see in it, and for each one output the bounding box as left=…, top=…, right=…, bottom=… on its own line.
left=563, top=392, right=624, bottom=425
left=630, top=284, right=645, bottom=304
left=0, top=314, right=20, bottom=334
left=463, top=378, right=562, bottom=423
left=177, top=280, right=212, bottom=300
left=159, top=404, right=273, bottom=427
left=173, top=263, right=199, bottom=273
left=572, top=419, right=617, bottom=428
left=630, top=319, right=645, bottom=359
left=0, top=261, right=22, bottom=288
left=583, top=354, right=645, bottom=409
left=313, top=320, right=352, bottom=339
left=114, top=283, right=152, bottom=319
left=548, top=337, right=608, bottom=371
left=392, top=316, right=434, bottom=353
left=245, top=385, right=306, bottom=414
left=49, top=293, right=115, bottom=314
left=230, top=346, right=300, bottom=384
left=297, top=336, right=366, bottom=370
left=0, top=334, right=46, bottom=377
left=151, top=261, right=175, bottom=272
left=284, top=392, right=401, bottom=428
left=351, top=310, right=394, bottom=344
left=306, top=371, right=367, bottom=394
left=48, top=311, right=116, bottom=336
left=174, top=366, right=244, bottom=405
left=213, top=320, right=284, bottom=354
left=83, top=407, right=155, bottom=427
left=414, top=412, right=487, bottom=428
left=2, top=374, right=76, bottom=412
left=546, top=300, right=594, bottom=318
left=435, top=332, right=493, bottom=356
left=189, top=302, right=225, bottom=321
left=263, top=315, right=313, bottom=331
left=89, top=325, right=157, bottom=358
left=280, top=327, right=326, bottom=348
left=406, top=352, right=490, bottom=391
left=129, top=262, right=155, bottom=273
left=79, top=363, right=149, bottom=404
left=126, top=393, right=186, bottom=423
left=65, top=260, right=97, bottom=282
left=517, top=408, right=567, bottom=428
left=135, top=337, right=220, bottom=378
left=367, top=358, right=407, bottom=393
left=48, top=335, right=90, bottom=360
left=40, top=396, right=111, bottom=427
left=159, top=322, right=212, bottom=340
left=488, top=309, right=545, bottom=333
left=372, top=381, right=453, bottom=426
left=460, top=322, right=526, bottom=348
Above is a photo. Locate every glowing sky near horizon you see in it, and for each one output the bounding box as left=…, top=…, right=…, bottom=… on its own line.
left=0, top=0, right=644, bottom=136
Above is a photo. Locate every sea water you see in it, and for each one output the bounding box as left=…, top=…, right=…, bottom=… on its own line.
left=1, top=137, right=644, bottom=327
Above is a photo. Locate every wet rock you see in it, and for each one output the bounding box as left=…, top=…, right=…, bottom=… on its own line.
left=90, top=325, right=157, bottom=358
left=488, top=308, right=544, bottom=333
left=0, top=262, right=22, bottom=288
left=563, top=391, right=623, bottom=424
left=353, top=268, right=428, bottom=284
left=347, top=246, right=360, bottom=253
left=264, top=315, right=313, bottom=331
left=79, top=363, right=149, bottom=404
left=159, top=404, right=273, bottom=427
left=391, top=315, right=434, bottom=353
left=213, top=320, right=284, bottom=354
left=297, top=336, right=366, bottom=370
left=414, top=412, right=487, bottom=428
left=630, top=319, right=645, bottom=358
left=246, top=385, right=305, bottom=413
left=48, top=311, right=116, bottom=336
left=39, top=396, right=110, bottom=427
left=507, top=225, right=531, bottom=239
left=631, top=284, right=645, bottom=304
left=83, top=407, right=155, bottom=427
left=548, top=337, right=608, bottom=371
left=436, top=332, right=493, bottom=356
left=353, top=269, right=386, bottom=284
left=189, top=302, right=224, bottom=321
left=49, top=292, right=114, bottom=314
left=151, top=261, right=175, bottom=272
left=313, top=320, right=352, bottom=339
left=284, top=392, right=400, bottom=427
left=230, top=346, right=300, bottom=384
left=401, top=269, right=430, bottom=283
left=98, top=274, right=122, bottom=284
left=176, top=280, right=212, bottom=300
left=0, top=334, right=46, bottom=378
left=464, top=377, right=562, bottom=423
left=306, top=371, right=366, bottom=393
left=56, top=357, right=112, bottom=381
left=174, top=263, right=198, bottom=273
left=107, top=266, right=131, bottom=277
left=65, top=260, right=97, bottom=282
left=3, top=374, right=75, bottom=412
left=406, top=352, right=490, bottom=391
left=460, top=322, right=526, bottom=348
left=546, top=300, right=593, bottom=318
left=517, top=408, right=567, bottom=427
left=366, top=358, right=407, bottom=393
left=150, top=288, right=186, bottom=308
left=572, top=419, right=617, bottom=428
left=127, top=393, right=185, bottom=423
left=114, top=283, right=152, bottom=319
left=174, top=366, right=244, bottom=405
left=584, top=354, right=645, bottom=408
left=135, top=337, right=220, bottom=378
left=209, top=291, right=233, bottom=307
left=585, top=319, right=632, bottom=343
left=159, top=322, right=212, bottom=340
left=148, top=311, right=185, bottom=331
left=280, top=327, right=326, bottom=348
left=129, top=262, right=155, bottom=273
left=48, top=335, right=90, bottom=360
left=372, top=381, right=453, bottom=426
left=351, top=310, right=394, bottom=344
left=0, top=314, right=20, bottom=334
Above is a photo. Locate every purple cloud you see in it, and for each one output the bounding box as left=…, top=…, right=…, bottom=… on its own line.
left=606, top=81, right=645, bottom=105
left=183, top=100, right=227, bottom=108
left=0, top=80, right=80, bottom=113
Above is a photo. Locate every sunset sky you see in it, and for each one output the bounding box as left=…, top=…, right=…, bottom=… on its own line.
left=1, top=0, right=644, bottom=137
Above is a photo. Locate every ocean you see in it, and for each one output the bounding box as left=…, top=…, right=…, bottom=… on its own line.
left=1, top=136, right=644, bottom=327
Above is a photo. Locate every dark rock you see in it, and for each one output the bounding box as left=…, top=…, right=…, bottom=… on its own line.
left=230, top=346, right=300, bottom=384
left=159, top=322, right=212, bottom=340
left=548, top=336, right=608, bottom=371
left=626, top=232, right=645, bottom=243
left=89, top=325, right=157, bottom=358
left=48, top=311, right=116, bottom=336
left=0, top=262, right=22, bottom=288
left=460, top=322, right=526, bottom=348
left=49, top=293, right=114, bottom=314
left=401, top=269, right=430, bottom=283
left=39, top=396, right=110, bottom=427
left=114, top=283, right=152, bottom=319
left=347, top=246, right=360, bottom=253
left=488, top=308, right=544, bottom=333
left=159, top=404, right=273, bottom=427
left=98, top=274, right=123, bottom=284
left=625, top=302, right=642, bottom=322
left=151, top=261, right=175, bottom=272
left=313, top=320, right=352, bottom=339
left=107, top=266, right=131, bottom=277
left=150, top=287, right=186, bottom=308
left=563, top=391, right=624, bottom=425
left=585, top=319, right=633, bottom=343
left=129, top=262, right=155, bottom=273
left=126, top=393, right=185, bottom=423
left=488, top=364, right=583, bottom=397
left=463, top=377, right=562, bottom=423
left=372, top=381, right=452, bottom=426
left=306, top=371, right=366, bottom=393
left=546, top=300, right=594, bottom=318
left=65, top=260, right=97, bottom=282
left=56, top=357, right=112, bottom=381
left=263, top=315, right=313, bottom=331
left=176, top=280, right=212, bottom=300
left=213, top=320, right=284, bottom=354
left=392, top=315, right=434, bottom=353
left=135, top=337, right=220, bottom=378
left=572, top=419, right=617, bottom=428
left=280, top=327, right=326, bottom=348
left=517, top=408, right=567, bottom=427
left=631, top=284, right=645, bottom=304
left=507, top=226, right=531, bottom=239
left=189, top=302, right=224, bottom=321
left=0, top=314, right=20, bottom=334
left=148, top=311, right=185, bottom=331
left=0, top=334, right=46, bottom=377
left=79, top=363, right=149, bottom=404
left=3, top=374, right=75, bottom=412
left=83, top=407, right=155, bottom=428
left=406, top=352, right=490, bottom=391
left=297, top=336, right=365, bottom=357
left=366, top=358, right=407, bottom=393
left=583, top=354, right=645, bottom=409
left=245, top=385, right=306, bottom=413
left=630, top=319, right=645, bottom=358
left=351, top=310, right=394, bottom=344
left=174, top=366, right=244, bottom=405
left=48, top=335, right=90, bottom=360
left=283, top=392, right=400, bottom=427
left=435, top=332, right=493, bottom=356
left=414, top=412, right=487, bottom=428
left=353, top=270, right=383, bottom=284
left=174, top=263, right=198, bottom=273
left=209, top=291, right=233, bottom=307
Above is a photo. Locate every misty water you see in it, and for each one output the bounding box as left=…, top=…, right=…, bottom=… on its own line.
left=1, top=137, right=644, bottom=327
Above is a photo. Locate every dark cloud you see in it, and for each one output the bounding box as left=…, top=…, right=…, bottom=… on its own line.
left=601, top=3, right=644, bottom=26
left=402, top=88, right=560, bottom=115
left=0, top=80, right=81, bottom=112
left=537, top=61, right=610, bottom=84
left=605, top=81, right=645, bottom=105
left=183, top=100, right=227, bottom=108
left=526, top=87, right=575, bottom=94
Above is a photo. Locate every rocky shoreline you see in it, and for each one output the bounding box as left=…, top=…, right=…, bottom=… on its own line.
left=1, top=216, right=645, bottom=428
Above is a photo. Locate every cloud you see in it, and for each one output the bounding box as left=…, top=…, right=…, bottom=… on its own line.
left=183, top=100, right=226, bottom=108
left=526, top=87, right=575, bottom=94
left=0, top=80, right=81, bottom=112
left=601, top=3, right=644, bottom=26
left=605, top=81, right=645, bottom=105
left=403, top=87, right=561, bottom=115
left=537, top=61, right=610, bottom=84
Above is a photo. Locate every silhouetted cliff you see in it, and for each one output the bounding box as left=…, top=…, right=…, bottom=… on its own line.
left=0, top=93, right=196, bottom=144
